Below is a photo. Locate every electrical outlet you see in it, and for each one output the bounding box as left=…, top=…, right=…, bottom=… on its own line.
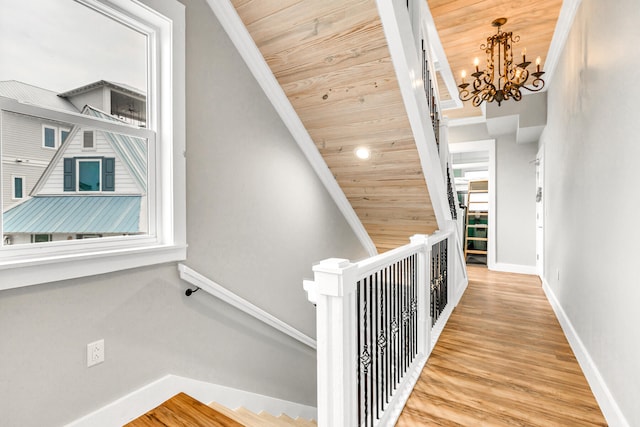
left=87, top=339, right=105, bottom=367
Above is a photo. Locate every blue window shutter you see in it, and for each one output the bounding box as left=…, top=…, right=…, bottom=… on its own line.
left=103, top=157, right=115, bottom=191
left=63, top=158, right=75, bottom=191
left=44, top=127, right=56, bottom=148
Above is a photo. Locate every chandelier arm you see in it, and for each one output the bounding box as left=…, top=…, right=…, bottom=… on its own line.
left=521, top=78, right=545, bottom=92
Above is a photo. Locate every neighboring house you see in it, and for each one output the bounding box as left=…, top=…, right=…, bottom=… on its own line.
left=0, top=81, right=77, bottom=213
left=1, top=80, right=147, bottom=244
left=2, top=1, right=640, bottom=427
left=3, top=105, right=147, bottom=245
left=58, top=80, right=147, bottom=128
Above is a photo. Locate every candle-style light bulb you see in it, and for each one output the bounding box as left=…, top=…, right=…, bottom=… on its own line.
left=522, top=48, right=527, bottom=63
left=474, top=57, right=480, bottom=73
left=461, top=69, right=467, bottom=84
left=536, top=56, right=541, bottom=73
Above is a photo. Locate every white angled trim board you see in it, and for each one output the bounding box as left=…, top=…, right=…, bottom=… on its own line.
left=65, top=375, right=317, bottom=427
left=541, top=278, right=629, bottom=427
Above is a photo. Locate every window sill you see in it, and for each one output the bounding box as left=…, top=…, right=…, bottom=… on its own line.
left=0, top=243, right=187, bottom=290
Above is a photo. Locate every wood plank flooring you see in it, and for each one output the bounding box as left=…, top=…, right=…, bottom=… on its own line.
left=396, top=266, right=607, bottom=426
left=125, top=392, right=243, bottom=426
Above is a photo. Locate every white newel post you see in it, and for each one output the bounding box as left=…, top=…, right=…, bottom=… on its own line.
left=410, top=234, right=431, bottom=356
left=311, top=258, right=358, bottom=427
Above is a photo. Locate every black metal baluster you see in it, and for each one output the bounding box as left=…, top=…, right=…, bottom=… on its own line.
left=362, top=277, right=371, bottom=427
left=401, top=257, right=406, bottom=373
left=357, top=281, right=362, bottom=426
left=413, top=254, right=417, bottom=359
left=444, top=238, right=448, bottom=309
left=394, top=261, right=399, bottom=389
left=373, top=271, right=378, bottom=422
left=431, top=243, right=436, bottom=326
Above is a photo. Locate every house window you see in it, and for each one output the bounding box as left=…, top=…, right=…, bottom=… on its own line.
left=77, top=159, right=101, bottom=191
left=31, top=234, right=52, bottom=243
left=76, top=234, right=103, bottom=239
left=12, top=176, right=24, bottom=199
left=63, top=157, right=115, bottom=192
left=83, top=130, right=95, bottom=149
left=43, top=126, right=57, bottom=148
left=61, top=129, right=70, bottom=143
left=0, top=0, right=186, bottom=290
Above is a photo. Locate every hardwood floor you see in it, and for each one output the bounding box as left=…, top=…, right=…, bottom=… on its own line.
left=125, top=393, right=243, bottom=427
left=396, top=266, right=607, bottom=426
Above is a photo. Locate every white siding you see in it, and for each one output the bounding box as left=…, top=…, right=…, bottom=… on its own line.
left=38, top=129, right=143, bottom=195
left=1, top=111, right=73, bottom=211
left=65, top=88, right=109, bottom=113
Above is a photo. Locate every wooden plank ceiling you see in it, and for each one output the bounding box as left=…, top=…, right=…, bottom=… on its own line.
left=231, top=0, right=438, bottom=253
left=428, top=0, right=563, bottom=120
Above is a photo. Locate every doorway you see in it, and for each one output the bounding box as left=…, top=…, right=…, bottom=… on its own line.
left=449, top=139, right=496, bottom=268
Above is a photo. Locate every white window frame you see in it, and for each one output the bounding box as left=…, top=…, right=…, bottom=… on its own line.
left=42, top=124, right=58, bottom=149
left=0, top=0, right=186, bottom=290
left=11, top=175, right=25, bottom=200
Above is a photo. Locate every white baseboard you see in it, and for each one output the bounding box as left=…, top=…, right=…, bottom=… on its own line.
left=490, top=262, right=537, bottom=275
left=541, top=278, right=629, bottom=427
left=65, top=375, right=317, bottom=427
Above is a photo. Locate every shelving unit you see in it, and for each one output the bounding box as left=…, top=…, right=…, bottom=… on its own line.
left=464, top=179, right=488, bottom=264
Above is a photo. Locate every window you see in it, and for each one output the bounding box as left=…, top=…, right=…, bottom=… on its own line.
left=12, top=176, right=24, bottom=199
left=63, top=157, right=115, bottom=192
left=78, top=159, right=100, bottom=191
left=76, top=234, right=103, bottom=240
left=83, top=130, right=95, bottom=149
left=43, top=126, right=57, bottom=148
left=0, top=0, right=186, bottom=290
left=61, top=129, right=70, bottom=143
left=31, top=234, right=52, bottom=243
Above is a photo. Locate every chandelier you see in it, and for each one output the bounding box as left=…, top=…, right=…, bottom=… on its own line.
left=457, top=18, right=545, bottom=106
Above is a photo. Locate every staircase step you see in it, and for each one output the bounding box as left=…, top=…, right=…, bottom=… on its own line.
left=208, top=401, right=316, bottom=426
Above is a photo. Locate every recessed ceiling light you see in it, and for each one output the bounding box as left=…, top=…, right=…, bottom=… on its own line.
left=355, top=147, right=371, bottom=160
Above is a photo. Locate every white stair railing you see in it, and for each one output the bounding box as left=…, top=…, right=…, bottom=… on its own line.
left=304, top=231, right=464, bottom=427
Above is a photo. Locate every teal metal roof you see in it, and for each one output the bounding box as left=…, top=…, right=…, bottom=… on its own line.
left=3, top=196, right=141, bottom=234
left=83, top=106, right=148, bottom=192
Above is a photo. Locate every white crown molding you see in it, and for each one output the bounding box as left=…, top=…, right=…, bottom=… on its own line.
left=541, top=278, right=629, bottom=427
left=65, top=375, right=318, bottom=427
left=205, top=0, right=377, bottom=257
left=541, top=0, right=583, bottom=87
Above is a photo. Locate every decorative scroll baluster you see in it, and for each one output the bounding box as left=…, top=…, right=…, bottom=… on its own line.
left=311, top=233, right=456, bottom=427
left=430, top=239, right=449, bottom=327
left=447, top=165, right=458, bottom=220
left=355, top=253, right=422, bottom=426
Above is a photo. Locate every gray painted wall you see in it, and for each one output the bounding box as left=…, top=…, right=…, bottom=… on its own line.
left=495, top=134, right=537, bottom=266
left=449, top=127, right=537, bottom=268
left=0, top=0, right=368, bottom=425
left=540, top=0, right=640, bottom=424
